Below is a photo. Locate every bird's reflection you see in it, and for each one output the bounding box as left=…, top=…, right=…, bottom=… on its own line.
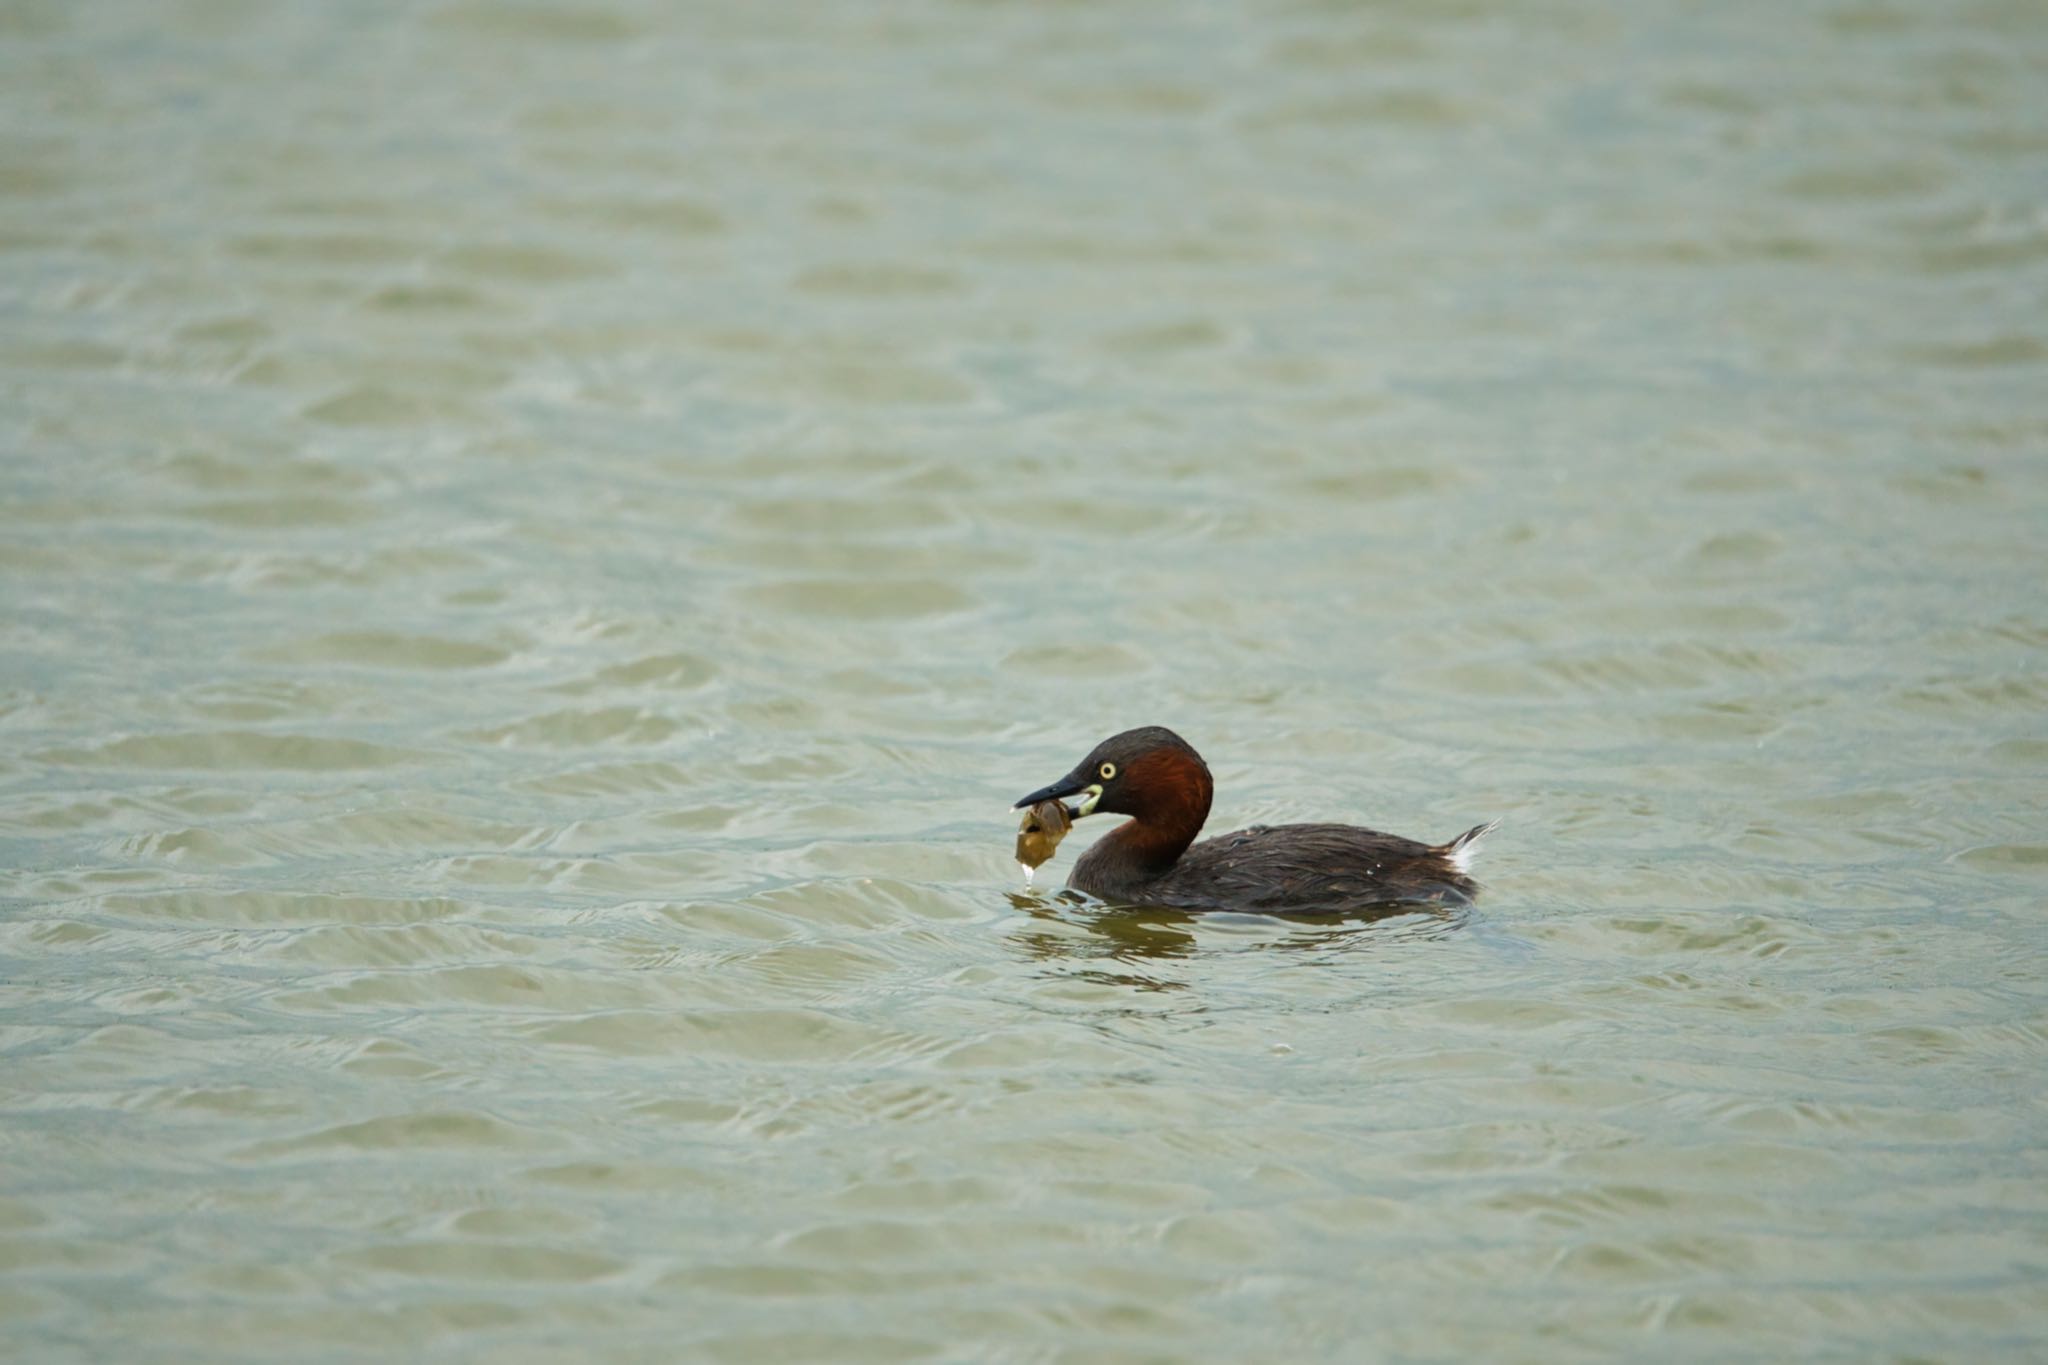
left=1004, top=890, right=1195, bottom=990
left=1003, top=888, right=1470, bottom=989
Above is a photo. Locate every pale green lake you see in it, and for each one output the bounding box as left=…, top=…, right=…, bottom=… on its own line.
left=3, top=1, right=2046, bottom=1360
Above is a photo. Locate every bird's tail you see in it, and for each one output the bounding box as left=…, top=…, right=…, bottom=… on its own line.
left=1440, top=818, right=1501, bottom=874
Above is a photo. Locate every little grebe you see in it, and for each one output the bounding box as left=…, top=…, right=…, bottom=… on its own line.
left=1012, top=726, right=1498, bottom=914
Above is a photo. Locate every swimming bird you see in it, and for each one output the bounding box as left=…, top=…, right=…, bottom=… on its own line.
left=1012, top=726, right=1497, bottom=914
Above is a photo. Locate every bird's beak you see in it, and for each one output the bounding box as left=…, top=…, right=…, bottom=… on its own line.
left=1013, top=772, right=1104, bottom=817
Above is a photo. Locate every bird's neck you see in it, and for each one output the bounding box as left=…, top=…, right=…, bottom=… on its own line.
left=1072, top=775, right=1211, bottom=898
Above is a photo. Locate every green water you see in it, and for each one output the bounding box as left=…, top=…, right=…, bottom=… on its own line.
left=4, top=1, right=2047, bottom=1360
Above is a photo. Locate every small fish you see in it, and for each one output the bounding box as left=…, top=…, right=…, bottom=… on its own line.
left=1014, top=798, right=1076, bottom=886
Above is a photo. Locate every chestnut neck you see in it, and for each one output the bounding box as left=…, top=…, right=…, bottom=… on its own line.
left=1073, top=747, right=1213, bottom=896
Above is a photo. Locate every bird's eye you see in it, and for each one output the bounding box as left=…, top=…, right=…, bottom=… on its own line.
left=1099, top=762, right=1117, bottom=780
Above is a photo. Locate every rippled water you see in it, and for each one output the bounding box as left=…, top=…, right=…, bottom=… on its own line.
left=5, top=0, right=2047, bottom=1359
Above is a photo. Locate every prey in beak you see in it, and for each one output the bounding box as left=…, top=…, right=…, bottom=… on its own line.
left=1014, top=799, right=1077, bottom=885
left=1011, top=739, right=1138, bottom=884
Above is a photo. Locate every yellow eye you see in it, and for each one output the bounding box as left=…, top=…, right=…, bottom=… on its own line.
left=1098, top=762, right=1117, bottom=780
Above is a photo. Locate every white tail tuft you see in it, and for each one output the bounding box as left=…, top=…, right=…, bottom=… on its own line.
left=1443, top=819, right=1501, bottom=874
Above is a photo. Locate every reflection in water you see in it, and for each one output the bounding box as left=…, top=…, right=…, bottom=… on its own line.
left=1006, top=891, right=1198, bottom=988
left=1003, top=890, right=1470, bottom=988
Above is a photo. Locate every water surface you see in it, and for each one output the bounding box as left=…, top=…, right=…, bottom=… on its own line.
left=4, top=0, right=2047, bottom=1359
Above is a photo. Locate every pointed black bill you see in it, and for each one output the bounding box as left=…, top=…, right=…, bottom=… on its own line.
left=1012, top=773, right=1090, bottom=811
